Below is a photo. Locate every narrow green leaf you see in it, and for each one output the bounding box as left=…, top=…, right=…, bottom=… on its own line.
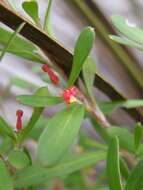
left=8, top=150, right=30, bottom=169
left=11, top=77, right=36, bottom=89
left=1, top=49, right=45, bottom=63
left=99, top=99, right=143, bottom=115
left=79, top=132, right=107, bottom=150
left=0, top=22, right=25, bottom=61
left=125, top=160, right=143, bottom=190
left=0, top=159, right=13, bottom=190
left=0, top=27, right=44, bottom=63
left=18, top=87, right=50, bottom=142
left=107, top=136, right=123, bottom=190
left=82, top=57, right=96, bottom=101
left=0, top=116, right=16, bottom=140
left=108, top=127, right=134, bottom=153
left=44, top=0, right=53, bottom=34
left=99, top=101, right=124, bottom=115
left=17, top=95, right=62, bottom=107
left=108, top=126, right=143, bottom=156
left=109, top=35, right=143, bottom=50
left=123, top=99, right=143, bottom=108
left=22, top=0, right=40, bottom=25
left=37, top=104, right=85, bottom=166
left=0, top=27, right=35, bottom=51
left=111, top=15, right=143, bottom=45
left=68, top=27, right=95, bottom=86
left=134, top=123, right=143, bottom=150
left=119, top=157, right=129, bottom=180
left=91, top=118, right=143, bottom=156
left=15, top=151, right=106, bottom=188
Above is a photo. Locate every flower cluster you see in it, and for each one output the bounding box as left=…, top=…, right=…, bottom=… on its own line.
left=42, top=65, right=78, bottom=104
left=63, top=86, right=78, bottom=104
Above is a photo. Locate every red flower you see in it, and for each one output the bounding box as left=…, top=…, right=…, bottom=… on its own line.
left=42, top=64, right=59, bottom=85
left=16, top=109, right=23, bottom=131
left=63, top=86, right=78, bottom=104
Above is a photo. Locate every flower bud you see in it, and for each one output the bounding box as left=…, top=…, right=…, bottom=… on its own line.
left=16, top=109, right=23, bottom=131
left=42, top=64, right=59, bottom=85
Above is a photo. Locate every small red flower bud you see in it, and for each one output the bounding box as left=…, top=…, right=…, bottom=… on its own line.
left=42, top=64, right=59, bottom=85
left=63, top=86, right=78, bottom=104
left=16, top=109, right=23, bottom=117
left=16, top=109, right=23, bottom=131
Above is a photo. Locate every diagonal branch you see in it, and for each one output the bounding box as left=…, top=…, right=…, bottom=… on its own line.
left=0, top=3, right=142, bottom=122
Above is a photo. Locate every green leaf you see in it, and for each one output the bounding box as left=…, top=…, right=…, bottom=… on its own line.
left=91, top=119, right=129, bottom=180
left=99, top=99, right=143, bottom=115
left=11, top=77, right=36, bottom=89
left=0, top=22, right=25, bottom=61
left=22, top=0, right=40, bottom=25
left=0, top=159, right=13, bottom=190
left=79, top=132, right=107, bottom=150
left=125, top=160, right=143, bottom=190
left=8, top=150, right=30, bottom=169
left=0, top=27, right=34, bottom=51
left=18, top=87, right=50, bottom=142
left=0, top=116, right=16, bottom=140
left=99, top=101, right=123, bottom=115
left=108, top=126, right=134, bottom=152
left=134, top=123, right=143, bottom=150
left=119, top=157, right=129, bottom=180
left=108, top=126, right=143, bottom=156
left=109, top=35, right=143, bottom=50
left=15, top=151, right=106, bottom=188
left=37, top=104, right=85, bottom=166
left=82, top=57, right=96, bottom=101
left=44, top=0, right=53, bottom=34
left=2, top=49, right=45, bottom=63
left=111, top=15, right=143, bottom=45
left=0, top=27, right=44, bottom=63
left=91, top=118, right=143, bottom=156
left=17, top=95, right=62, bottom=107
left=123, top=99, right=143, bottom=108
left=107, top=136, right=123, bottom=190
left=68, top=27, right=95, bottom=86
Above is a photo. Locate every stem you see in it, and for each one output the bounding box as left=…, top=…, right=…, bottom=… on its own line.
left=18, top=108, right=43, bottom=144
left=0, top=2, right=142, bottom=122
left=78, top=91, right=110, bottom=128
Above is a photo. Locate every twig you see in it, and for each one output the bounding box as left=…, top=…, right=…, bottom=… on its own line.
left=0, top=2, right=142, bottom=125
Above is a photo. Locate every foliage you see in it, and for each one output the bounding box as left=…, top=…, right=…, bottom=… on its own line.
left=0, top=1, right=143, bottom=189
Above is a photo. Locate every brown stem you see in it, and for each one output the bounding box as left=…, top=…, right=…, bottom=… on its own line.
left=0, top=3, right=142, bottom=123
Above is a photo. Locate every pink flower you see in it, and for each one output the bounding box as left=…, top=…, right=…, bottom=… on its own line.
left=63, top=86, right=78, bottom=104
